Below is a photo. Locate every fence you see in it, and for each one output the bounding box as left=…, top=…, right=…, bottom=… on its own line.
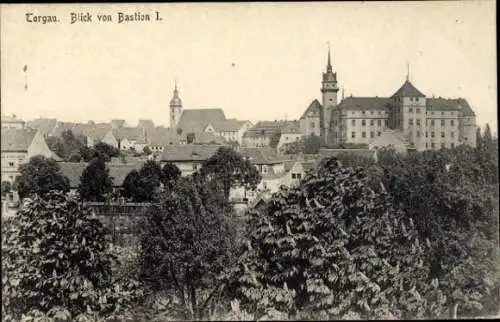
left=84, top=202, right=156, bottom=247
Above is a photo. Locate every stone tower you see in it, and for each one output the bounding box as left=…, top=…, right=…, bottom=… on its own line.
left=169, top=81, right=183, bottom=130
left=321, top=46, right=339, bottom=143
left=390, top=67, right=427, bottom=151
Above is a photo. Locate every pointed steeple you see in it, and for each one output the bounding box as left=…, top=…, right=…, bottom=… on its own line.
left=406, top=63, right=410, bottom=82
left=170, top=80, right=182, bottom=106
left=326, top=42, right=332, bottom=72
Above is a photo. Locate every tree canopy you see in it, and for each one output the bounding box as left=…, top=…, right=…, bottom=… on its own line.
left=200, top=147, right=262, bottom=200
left=78, top=157, right=113, bottom=202
left=13, top=156, right=70, bottom=200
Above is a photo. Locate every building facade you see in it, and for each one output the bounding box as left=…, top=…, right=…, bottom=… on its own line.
left=308, top=48, right=477, bottom=151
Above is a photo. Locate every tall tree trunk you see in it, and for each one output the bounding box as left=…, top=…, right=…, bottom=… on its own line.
left=449, top=303, right=458, bottom=319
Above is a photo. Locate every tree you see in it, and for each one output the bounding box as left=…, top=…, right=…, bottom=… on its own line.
left=200, top=147, right=262, bottom=200
left=375, top=146, right=499, bottom=318
left=46, top=130, right=87, bottom=161
left=121, top=161, right=164, bottom=202
left=304, top=134, right=322, bottom=154
left=227, top=157, right=431, bottom=319
left=187, top=132, right=196, bottom=144
left=269, top=131, right=282, bottom=149
left=139, top=176, right=237, bottom=320
left=476, top=126, right=483, bottom=149
left=1, top=191, right=143, bottom=320
left=1, top=181, right=12, bottom=197
left=177, top=128, right=183, bottom=136
left=161, top=162, right=181, bottom=190
left=142, top=146, right=152, bottom=156
left=14, top=156, right=70, bottom=200
left=94, top=142, right=119, bottom=161
left=121, top=170, right=140, bottom=200
left=78, top=157, right=113, bottom=202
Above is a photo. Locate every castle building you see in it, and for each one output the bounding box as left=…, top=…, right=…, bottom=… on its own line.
left=305, top=48, right=477, bottom=151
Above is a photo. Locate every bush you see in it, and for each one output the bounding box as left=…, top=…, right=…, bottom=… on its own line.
left=1, top=191, right=143, bottom=320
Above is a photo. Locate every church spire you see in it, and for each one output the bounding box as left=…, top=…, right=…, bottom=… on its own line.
left=406, top=62, right=410, bottom=82
left=326, top=42, right=332, bottom=72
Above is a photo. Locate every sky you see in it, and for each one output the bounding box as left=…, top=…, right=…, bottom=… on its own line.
left=1, top=2, right=497, bottom=131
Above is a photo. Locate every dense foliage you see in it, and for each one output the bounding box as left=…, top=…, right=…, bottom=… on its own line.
left=78, top=157, right=113, bottom=202
left=46, top=130, right=121, bottom=163
left=121, top=161, right=181, bottom=202
left=139, top=175, right=238, bottom=319
left=227, top=157, right=433, bottom=319
left=1, top=192, right=143, bottom=321
left=1, top=180, right=12, bottom=197
left=13, top=156, right=70, bottom=200
left=200, top=147, right=262, bottom=200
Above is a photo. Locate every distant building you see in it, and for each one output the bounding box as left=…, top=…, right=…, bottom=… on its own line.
left=1, top=114, right=25, bottom=129
left=110, top=119, right=126, bottom=129
left=242, top=120, right=295, bottom=148
left=304, top=47, right=477, bottom=151
left=169, top=82, right=183, bottom=130
left=25, top=118, right=58, bottom=136
left=1, top=128, right=62, bottom=183
left=277, top=120, right=303, bottom=152
left=137, top=119, right=155, bottom=130
left=159, top=144, right=225, bottom=176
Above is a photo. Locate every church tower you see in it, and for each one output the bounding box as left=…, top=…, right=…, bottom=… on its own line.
left=321, top=46, right=339, bottom=142
left=169, top=81, right=182, bottom=130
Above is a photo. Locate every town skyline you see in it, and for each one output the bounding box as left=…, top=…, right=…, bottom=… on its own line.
left=1, top=2, right=496, bottom=131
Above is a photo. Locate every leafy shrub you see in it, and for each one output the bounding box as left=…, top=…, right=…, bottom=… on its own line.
left=1, top=191, right=143, bottom=321
left=227, top=157, right=431, bottom=320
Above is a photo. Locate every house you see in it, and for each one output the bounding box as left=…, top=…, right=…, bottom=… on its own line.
left=238, top=147, right=285, bottom=175
left=210, top=119, right=253, bottom=145
left=25, top=118, right=58, bottom=136
left=50, top=122, right=112, bottom=147
left=59, top=161, right=144, bottom=192
left=300, top=99, right=322, bottom=137
left=112, top=127, right=147, bottom=151
left=242, top=120, right=294, bottom=148
left=277, top=120, right=303, bottom=152
left=159, top=144, right=225, bottom=176
left=1, top=128, right=62, bottom=183
left=2, top=114, right=26, bottom=129
left=144, top=128, right=181, bottom=153
left=282, top=158, right=317, bottom=187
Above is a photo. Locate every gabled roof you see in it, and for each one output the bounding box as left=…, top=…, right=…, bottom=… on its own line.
left=1, top=128, right=37, bottom=151
left=426, top=98, right=476, bottom=116
left=145, top=128, right=180, bottom=147
left=211, top=119, right=249, bottom=132
left=243, top=120, right=293, bottom=138
left=59, top=162, right=144, bottom=188
left=51, top=122, right=112, bottom=140
left=160, top=145, right=225, bottom=162
left=335, top=97, right=392, bottom=111
left=281, top=120, right=301, bottom=134
left=113, top=127, right=146, bottom=142
left=391, top=80, right=426, bottom=98
left=238, top=147, right=282, bottom=165
left=178, top=109, right=226, bottom=125
left=300, top=99, right=322, bottom=119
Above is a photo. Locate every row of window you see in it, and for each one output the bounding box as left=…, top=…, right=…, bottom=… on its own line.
left=349, top=131, right=456, bottom=139
left=351, top=119, right=389, bottom=127
left=352, top=131, right=382, bottom=139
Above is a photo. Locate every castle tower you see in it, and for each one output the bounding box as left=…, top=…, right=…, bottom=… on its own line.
left=169, top=81, right=183, bottom=130
left=390, top=65, right=427, bottom=151
left=321, top=45, right=339, bottom=143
